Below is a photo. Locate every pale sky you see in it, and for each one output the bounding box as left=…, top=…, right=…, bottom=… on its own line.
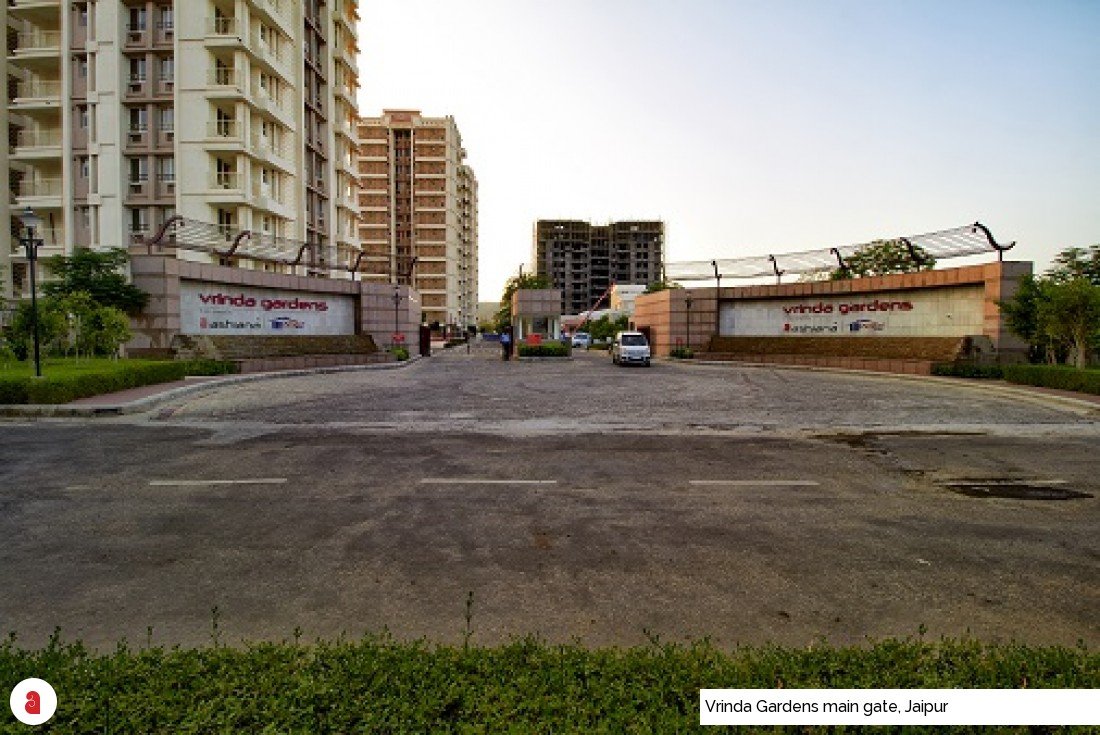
left=358, top=0, right=1100, bottom=301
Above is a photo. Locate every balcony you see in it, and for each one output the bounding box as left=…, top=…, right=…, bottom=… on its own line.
left=11, top=29, right=62, bottom=56
left=206, top=16, right=241, bottom=40
left=206, top=120, right=244, bottom=147
left=207, top=68, right=245, bottom=97
left=11, top=128, right=63, bottom=158
left=15, top=177, right=63, bottom=202
left=12, top=79, right=62, bottom=104
left=211, top=171, right=244, bottom=194
left=250, top=132, right=294, bottom=173
left=9, top=227, right=65, bottom=256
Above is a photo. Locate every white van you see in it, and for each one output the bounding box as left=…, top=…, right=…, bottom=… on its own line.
left=611, top=331, right=651, bottom=367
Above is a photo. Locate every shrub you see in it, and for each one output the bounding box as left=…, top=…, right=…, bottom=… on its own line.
left=669, top=347, right=694, bottom=359
left=0, top=359, right=237, bottom=405
left=518, top=341, right=569, bottom=358
left=1002, top=364, right=1100, bottom=395
left=389, top=347, right=410, bottom=361
left=931, top=363, right=1004, bottom=379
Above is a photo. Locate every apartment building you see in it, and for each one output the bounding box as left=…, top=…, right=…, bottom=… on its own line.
left=533, top=220, right=664, bottom=315
left=357, top=110, right=479, bottom=331
left=4, top=0, right=362, bottom=300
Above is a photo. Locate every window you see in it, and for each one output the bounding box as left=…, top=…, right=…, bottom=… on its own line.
left=129, top=157, right=149, bottom=183
left=129, top=107, right=148, bottom=132
left=159, top=56, right=174, bottom=83
left=157, top=157, right=175, bottom=182
left=129, top=57, right=146, bottom=82
left=78, top=7, right=89, bottom=27
left=130, top=207, right=149, bottom=233
left=158, top=106, right=174, bottom=133
left=159, top=7, right=174, bottom=31
left=76, top=57, right=88, bottom=78
left=78, top=156, right=90, bottom=178
left=128, top=7, right=147, bottom=31
left=78, top=106, right=90, bottom=130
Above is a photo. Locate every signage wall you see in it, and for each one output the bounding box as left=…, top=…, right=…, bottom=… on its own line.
left=719, top=285, right=984, bottom=337
left=180, top=282, right=356, bottom=336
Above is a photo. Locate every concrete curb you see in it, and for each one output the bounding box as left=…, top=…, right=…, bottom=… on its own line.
left=660, top=357, right=1100, bottom=416
left=0, top=356, right=425, bottom=418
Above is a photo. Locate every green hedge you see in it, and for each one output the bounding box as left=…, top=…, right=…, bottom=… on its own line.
left=1002, top=364, right=1100, bottom=395
left=518, top=341, right=569, bottom=357
left=931, top=363, right=1004, bottom=379
left=932, top=362, right=1100, bottom=395
left=389, top=347, right=410, bottom=362
left=670, top=347, right=695, bottom=359
left=0, top=636, right=1094, bottom=732
left=0, top=359, right=237, bottom=405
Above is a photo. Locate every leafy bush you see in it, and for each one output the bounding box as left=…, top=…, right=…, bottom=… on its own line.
left=1002, top=364, right=1100, bottom=395
left=389, top=347, right=410, bottom=361
left=0, top=635, right=1094, bottom=732
left=931, top=363, right=1004, bottom=379
left=518, top=341, right=569, bottom=357
left=670, top=347, right=695, bottom=359
left=0, top=359, right=237, bottom=405
left=931, top=362, right=1100, bottom=395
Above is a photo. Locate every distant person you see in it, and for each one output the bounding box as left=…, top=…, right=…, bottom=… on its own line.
left=500, top=330, right=512, bottom=361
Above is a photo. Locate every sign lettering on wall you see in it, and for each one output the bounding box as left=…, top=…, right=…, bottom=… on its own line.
left=719, top=286, right=985, bottom=337
left=180, top=282, right=355, bottom=336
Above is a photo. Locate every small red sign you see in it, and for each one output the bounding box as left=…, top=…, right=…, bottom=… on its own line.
left=392, top=332, right=405, bottom=343
left=527, top=334, right=542, bottom=346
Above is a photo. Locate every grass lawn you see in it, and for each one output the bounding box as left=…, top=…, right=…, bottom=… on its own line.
left=0, top=357, right=170, bottom=379
left=0, top=635, right=1094, bottom=732
left=0, top=357, right=236, bottom=405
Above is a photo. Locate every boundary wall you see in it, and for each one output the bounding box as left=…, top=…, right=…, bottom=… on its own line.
left=633, top=262, right=1031, bottom=373
left=127, top=248, right=421, bottom=359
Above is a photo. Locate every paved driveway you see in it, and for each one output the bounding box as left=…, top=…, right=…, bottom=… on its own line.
left=1, top=346, right=1097, bottom=649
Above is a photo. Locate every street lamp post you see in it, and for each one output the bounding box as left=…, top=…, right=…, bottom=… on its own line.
left=710, top=260, right=722, bottom=343
left=392, top=285, right=401, bottom=348
left=685, top=295, right=693, bottom=353
left=20, top=208, right=44, bottom=378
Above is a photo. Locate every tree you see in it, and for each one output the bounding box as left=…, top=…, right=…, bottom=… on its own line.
left=5, top=298, right=67, bottom=361
left=831, top=239, right=936, bottom=280
left=1038, top=279, right=1100, bottom=369
left=493, top=273, right=550, bottom=332
left=1000, top=246, right=1100, bottom=368
left=1048, top=244, right=1100, bottom=285
left=42, top=248, right=149, bottom=314
left=586, top=314, right=629, bottom=341
left=643, top=280, right=682, bottom=294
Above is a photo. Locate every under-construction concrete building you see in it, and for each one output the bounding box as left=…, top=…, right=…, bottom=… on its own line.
left=533, top=219, right=664, bottom=315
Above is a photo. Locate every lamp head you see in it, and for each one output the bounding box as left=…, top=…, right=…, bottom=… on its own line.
left=20, top=207, right=43, bottom=233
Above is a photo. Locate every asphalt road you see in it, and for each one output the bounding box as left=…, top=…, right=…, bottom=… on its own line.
left=1, top=345, right=1097, bottom=650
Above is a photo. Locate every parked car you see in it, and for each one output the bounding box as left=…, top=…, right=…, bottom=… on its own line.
left=571, top=332, right=591, bottom=348
left=611, top=331, right=651, bottom=367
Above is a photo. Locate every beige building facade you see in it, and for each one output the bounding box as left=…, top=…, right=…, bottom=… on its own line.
left=357, top=110, right=479, bottom=330
left=5, top=0, right=362, bottom=301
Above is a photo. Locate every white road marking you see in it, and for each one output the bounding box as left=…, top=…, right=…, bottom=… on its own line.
left=690, top=480, right=820, bottom=487
left=420, top=478, right=558, bottom=486
left=148, top=478, right=288, bottom=487
left=65, top=485, right=93, bottom=490
left=917, top=558, right=932, bottom=565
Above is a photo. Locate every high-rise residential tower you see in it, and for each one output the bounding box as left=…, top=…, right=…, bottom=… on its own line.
left=533, top=219, right=664, bottom=315
left=357, top=110, right=478, bottom=331
left=4, top=0, right=362, bottom=300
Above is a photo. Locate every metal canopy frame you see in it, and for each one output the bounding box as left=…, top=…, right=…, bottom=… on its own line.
left=141, top=216, right=358, bottom=275
left=665, top=222, right=1015, bottom=282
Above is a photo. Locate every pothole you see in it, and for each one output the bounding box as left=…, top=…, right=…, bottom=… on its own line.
left=937, top=479, right=1093, bottom=501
